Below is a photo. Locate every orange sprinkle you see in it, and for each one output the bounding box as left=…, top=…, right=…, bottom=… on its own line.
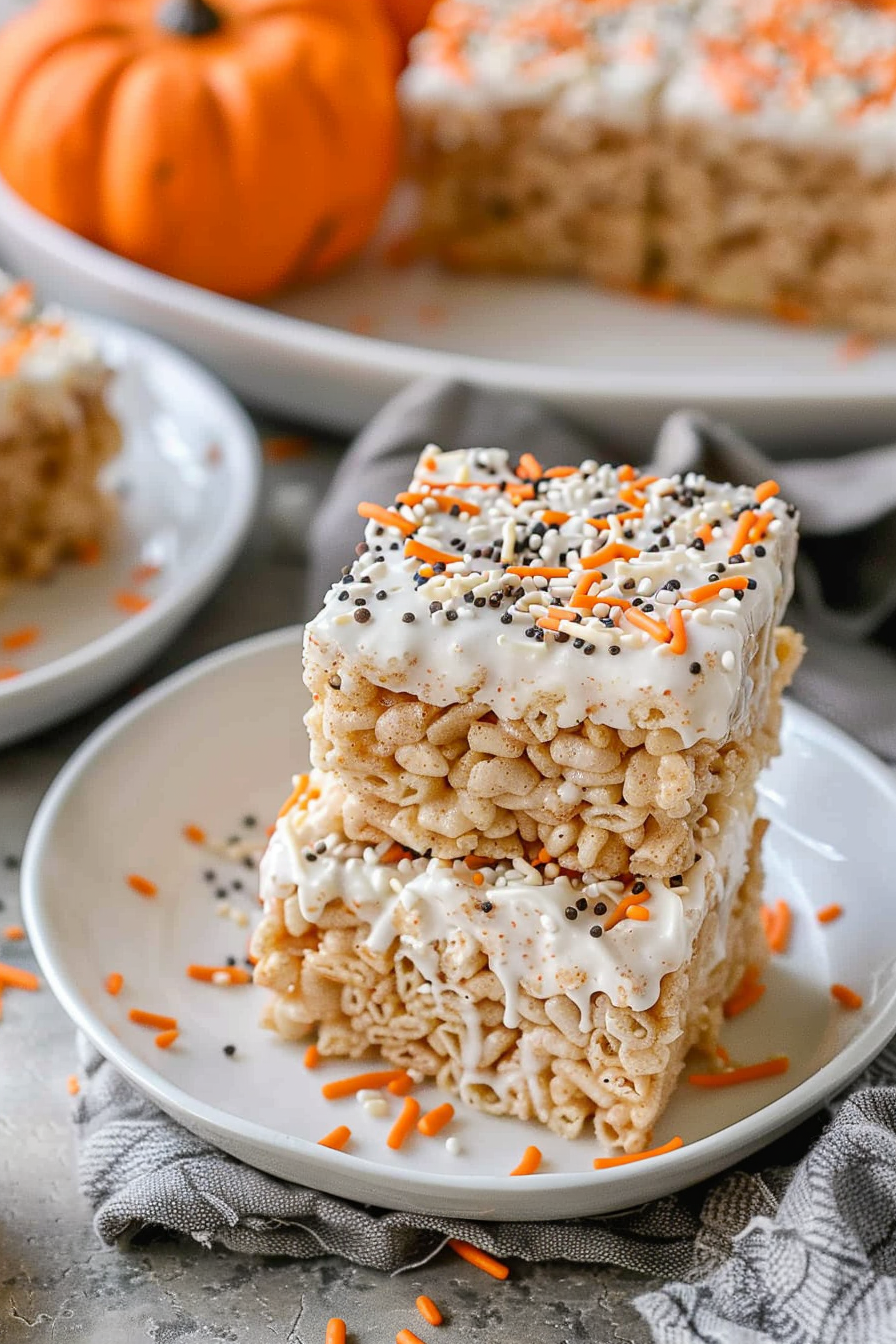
left=358, top=501, right=418, bottom=536
left=716, top=1044, right=731, bottom=1065
left=115, top=590, right=152, bottom=615
left=541, top=510, right=570, bottom=525
left=387, top=1095, right=421, bottom=1150
left=67, top=1074, right=80, bottom=1096
left=728, top=512, right=756, bottom=558
left=396, top=492, right=481, bottom=517
left=397, top=1332, right=426, bottom=1344
left=602, top=889, right=649, bottom=933
left=322, top=1069, right=405, bottom=1100
left=579, top=541, right=641, bottom=571
left=464, top=855, right=492, bottom=870
left=618, top=464, right=636, bottom=481
left=154, top=1029, right=179, bottom=1049
left=831, top=983, right=863, bottom=1011
left=472, top=871, right=484, bottom=886
left=723, top=967, right=766, bottom=1018
left=304, top=1043, right=320, bottom=1069
left=625, top=608, right=672, bottom=644
left=838, top=333, right=875, bottom=363
left=748, top=513, right=773, bottom=544
left=633, top=474, right=659, bottom=489
left=405, top=538, right=461, bottom=567
left=593, top=1136, right=683, bottom=1169
left=625, top=905, right=650, bottom=922
left=105, top=972, right=124, bottom=996
left=517, top=452, right=543, bottom=480
left=767, top=900, right=792, bottom=954
left=687, top=577, right=750, bottom=603
left=586, top=509, right=644, bottom=531
left=130, top=563, right=161, bottom=584
left=1, top=625, right=40, bottom=652
left=416, top=1295, right=443, bottom=1326
left=417, top=1102, right=455, bottom=1137
left=182, top=824, right=206, bottom=845
left=2, top=925, right=24, bottom=941
left=325, top=1320, right=347, bottom=1344
left=318, top=1125, right=352, bottom=1151
left=618, top=482, right=647, bottom=507
left=509, top=1145, right=542, bottom=1176
left=127, top=873, right=157, bottom=897
left=536, top=847, right=552, bottom=865
left=0, top=666, right=21, bottom=681
left=447, top=1240, right=509, bottom=1280
left=817, top=904, right=843, bottom=924
left=543, top=465, right=577, bottom=478
left=0, top=963, right=39, bottom=991
left=696, top=523, right=715, bottom=545
left=128, top=1008, right=178, bottom=1031
left=688, top=1057, right=789, bottom=1088
left=667, top=607, right=688, bottom=655
left=381, top=841, right=413, bottom=865
left=263, top=434, right=311, bottom=462
left=277, top=774, right=310, bottom=819
left=754, top=480, right=780, bottom=504
left=186, top=964, right=251, bottom=985
left=387, top=1073, right=415, bottom=1096
left=506, top=565, right=570, bottom=579
left=772, top=297, right=812, bottom=326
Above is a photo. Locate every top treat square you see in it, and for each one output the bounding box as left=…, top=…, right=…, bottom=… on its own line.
left=305, top=447, right=797, bottom=750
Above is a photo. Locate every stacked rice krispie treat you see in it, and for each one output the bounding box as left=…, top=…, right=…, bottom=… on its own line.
left=253, top=447, right=802, bottom=1152
left=402, top=0, right=896, bottom=335
left=0, top=275, right=121, bottom=604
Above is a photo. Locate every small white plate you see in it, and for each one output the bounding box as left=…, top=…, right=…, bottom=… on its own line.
left=21, top=628, right=896, bottom=1221
left=3, top=175, right=896, bottom=453
left=0, top=314, right=260, bottom=747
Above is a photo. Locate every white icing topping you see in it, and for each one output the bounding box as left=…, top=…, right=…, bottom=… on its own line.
left=306, top=446, right=797, bottom=747
left=401, top=0, right=696, bottom=128
left=261, top=771, right=752, bottom=1022
left=0, top=272, right=110, bottom=441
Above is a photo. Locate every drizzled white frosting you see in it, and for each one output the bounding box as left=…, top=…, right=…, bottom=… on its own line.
left=401, top=0, right=696, bottom=128
left=0, top=272, right=111, bottom=442
left=663, top=0, right=896, bottom=174
left=261, top=771, right=752, bottom=1023
left=305, top=446, right=797, bottom=747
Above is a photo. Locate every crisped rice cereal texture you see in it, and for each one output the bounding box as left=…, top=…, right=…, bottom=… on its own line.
left=304, top=624, right=802, bottom=877
left=252, top=814, right=768, bottom=1153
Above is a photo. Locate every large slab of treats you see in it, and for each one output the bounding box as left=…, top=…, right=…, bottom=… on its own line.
left=0, top=275, right=121, bottom=604
left=253, top=448, right=803, bottom=1152
left=401, top=0, right=896, bottom=335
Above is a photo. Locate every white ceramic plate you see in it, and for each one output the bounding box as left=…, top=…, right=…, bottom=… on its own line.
left=2, top=176, right=896, bottom=454
left=21, top=627, right=896, bottom=1220
left=0, top=314, right=260, bottom=748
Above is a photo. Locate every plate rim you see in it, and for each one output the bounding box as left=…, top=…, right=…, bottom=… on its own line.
left=0, top=310, right=261, bottom=703
left=21, top=626, right=896, bottom=1211
left=1, top=172, right=893, bottom=408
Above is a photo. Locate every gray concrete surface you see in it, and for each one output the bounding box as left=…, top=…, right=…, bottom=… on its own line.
left=0, top=433, right=655, bottom=1344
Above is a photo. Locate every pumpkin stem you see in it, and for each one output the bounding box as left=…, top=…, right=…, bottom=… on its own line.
left=156, top=0, right=222, bottom=37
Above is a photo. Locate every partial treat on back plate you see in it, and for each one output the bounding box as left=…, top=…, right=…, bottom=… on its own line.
left=0, top=275, right=121, bottom=605
left=253, top=444, right=802, bottom=1153
left=402, top=0, right=896, bottom=334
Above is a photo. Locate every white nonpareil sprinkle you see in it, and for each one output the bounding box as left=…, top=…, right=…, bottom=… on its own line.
left=357, top=1089, right=382, bottom=1103
left=721, top=650, right=736, bottom=671
left=363, top=1098, right=390, bottom=1118
left=445, top=1136, right=462, bottom=1156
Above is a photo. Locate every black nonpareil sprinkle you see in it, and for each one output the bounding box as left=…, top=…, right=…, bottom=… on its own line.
left=446, top=610, right=458, bottom=621
left=429, top=601, right=442, bottom=613
left=565, top=907, right=578, bottom=921
left=353, top=597, right=366, bottom=606
left=480, top=901, right=493, bottom=913
left=576, top=897, right=588, bottom=911
left=474, top=596, right=486, bottom=607
left=243, top=816, right=257, bottom=828
left=232, top=879, right=243, bottom=891
left=608, top=645, right=620, bottom=655
left=402, top=612, right=415, bottom=622
left=203, top=869, right=216, bottom=882
left=338, top=590, right=349, bottom=601
left=464, top=591, right=475, bottom=603
left=754, top=545, right=767, bottom=557
left=216, top=888, right=228, bottom=899
left=525, top=626, right=536, bottom=638
left=632, top=881, right=646, bottom=895
left=593, top=901, right=607, bottom=916
left=622, top=578, right=636, bottom=590
left=690, top=661, right=702, bottom=674
left=488, top=593, right=502, bottom=607
left=583, top=644, right=595, bottom=655
left=223, top=1045, right=236, bottom=1057
left=589, top=925, right=603, bottom=938
left=692, top=538, right=705, bottom=551
left=375, top=590, right=387, bottom=601
left=747, top=578, right=757, bottom=589
left=226, top=956, right=236, bottom=966
left=3, top=854, right=20, bottom=870
left=501, top=612, right=512, bottom=624
left=670, top=875, right=683, bottom=888
left=353, top=608, right=371, bottom=623
left=573, top=637, right=584, bottom=649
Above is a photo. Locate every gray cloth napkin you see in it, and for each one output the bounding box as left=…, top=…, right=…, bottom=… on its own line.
left=78, top=378, right=896, bottom=1343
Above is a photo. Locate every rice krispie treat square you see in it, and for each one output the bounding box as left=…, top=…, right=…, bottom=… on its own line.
left=0, top=276, right=121, bottom=604
left=304, top=446, right=802, bottom=876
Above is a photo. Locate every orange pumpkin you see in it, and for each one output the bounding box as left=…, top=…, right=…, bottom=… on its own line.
left=379, top=0, right=434, bottom=49
left=0, top=0, right=401, bottom=298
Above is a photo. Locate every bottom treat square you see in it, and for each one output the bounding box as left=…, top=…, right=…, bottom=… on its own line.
left=252, top=773, right=768, bottom=1154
